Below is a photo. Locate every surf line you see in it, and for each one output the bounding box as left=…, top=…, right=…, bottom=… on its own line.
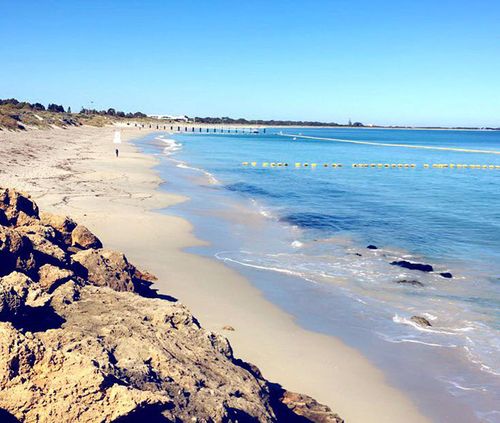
left=281, top=134, right=500, bottom=155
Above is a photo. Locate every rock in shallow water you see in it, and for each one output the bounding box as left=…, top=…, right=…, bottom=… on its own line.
left=390, top=260, right=434, bottom=273
left=410, top=316, right=432, bottom=327
left=396, top=279, right=424, bottom=287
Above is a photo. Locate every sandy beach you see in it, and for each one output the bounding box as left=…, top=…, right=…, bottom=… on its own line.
left=0, top=125, right=430, bottom=422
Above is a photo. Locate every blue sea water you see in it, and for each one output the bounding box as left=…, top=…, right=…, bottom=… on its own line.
left=136, top=127, right=500, bottom=423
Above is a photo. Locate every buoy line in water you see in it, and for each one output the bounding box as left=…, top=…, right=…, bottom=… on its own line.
left=241, top=162, right=500, bottom=169
left=280, top=133, right=500, bottom=155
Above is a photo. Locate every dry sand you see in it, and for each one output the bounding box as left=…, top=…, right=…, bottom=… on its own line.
left=0, top=125, right=430, bottom=422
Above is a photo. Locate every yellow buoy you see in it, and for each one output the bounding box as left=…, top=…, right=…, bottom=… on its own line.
left=295, top=162, right=301, bottom=167
left=251, top=162, right=257, bottom=167
left=242, top=162, right=249, bottom=166
left=263, top=162, right=269, bottom=167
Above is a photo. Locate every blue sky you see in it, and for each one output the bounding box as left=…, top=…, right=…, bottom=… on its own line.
left=1, top=0, right=499, bottom=126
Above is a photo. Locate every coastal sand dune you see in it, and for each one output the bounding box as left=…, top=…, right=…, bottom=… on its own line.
left=0, top=126, right=430, bottom=422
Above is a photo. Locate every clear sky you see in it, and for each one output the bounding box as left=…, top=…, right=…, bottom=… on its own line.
left=1, top=0, right=499, bottom=127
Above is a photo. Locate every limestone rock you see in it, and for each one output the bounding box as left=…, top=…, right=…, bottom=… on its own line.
left=39, top=212, right=76, bottom=246
left=0, top=188, right=39, bottom=226
left=71, top=224, right=103, bottom=249
left=38, top=264, right=74, bottom=292
left=280, top=390, right=344, bottom=423
left=23, top=232, right=68, bottom=268
left=72, top=248, right=137, bottom=292
left=0, top=272, right=32, bottom=319
left=0, top=226, right=27, bottom=276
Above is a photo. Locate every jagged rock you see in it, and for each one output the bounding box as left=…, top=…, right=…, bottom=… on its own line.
left=410, top=316, right=432, bottom=327
left=0, top=188, right=39, bottom=226
left=280, top=391, right=344, bottom=423
left=366, top=244, right=378, bottom=250
left=23, top=232, right=68, bottom=268
left=0, top=272, right=32, bottom=319
left=0, top=284, right=341, bottom=422
left=390, top=260, right=434, bottom=273
left=396, top=279, right=424, bottom=287
left=440, top=272, right=453, bottom=279
left=39, top=212, right=76, bottom=246
left=71, top=225, right=103, bottom=249
left=16, top=223, right=59, bottom=244
left=133, top=268, right=157, bottom=282
left=72, top=249, right=136, bottom=292
left=223, top=325, right=235, bottom=331
left=38, top=264, right=74, bottom=292
left=0, top=227, right=27, bottom=276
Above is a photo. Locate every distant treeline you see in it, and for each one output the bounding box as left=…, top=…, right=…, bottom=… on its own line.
left=0, top=98, right=57, bottom=112
left=0, top=98, right=147, bottom=119
left=193, top=116, right=364, bottom=127
left=79, top=108, right=147, bottom=118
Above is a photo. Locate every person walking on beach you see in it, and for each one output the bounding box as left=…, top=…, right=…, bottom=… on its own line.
left=113, top=130, right=121, bottom=158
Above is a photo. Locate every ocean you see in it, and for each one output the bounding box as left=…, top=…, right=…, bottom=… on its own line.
left=136, top=127, right=500, bottom=423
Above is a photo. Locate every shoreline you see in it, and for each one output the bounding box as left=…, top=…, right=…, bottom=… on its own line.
left=0, top=125, right=430, bottom=422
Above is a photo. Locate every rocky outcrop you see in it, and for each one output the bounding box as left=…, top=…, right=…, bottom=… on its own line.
left=0, top=188, right=343, bottom=422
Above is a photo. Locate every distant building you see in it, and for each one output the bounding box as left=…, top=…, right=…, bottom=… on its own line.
left=148, top=114, right=190, bottom=122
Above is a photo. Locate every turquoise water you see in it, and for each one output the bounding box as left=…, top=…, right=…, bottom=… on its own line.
left=137, top=127, right=500, bottom=422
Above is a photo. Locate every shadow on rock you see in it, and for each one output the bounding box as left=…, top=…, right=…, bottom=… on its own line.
left=133, top=278, right=178, bottom=303
left=0, top=409, right=21, bottom=423
left=12, top=304, right=65, bottom=333
left=112, top=404, right=174, bottom=423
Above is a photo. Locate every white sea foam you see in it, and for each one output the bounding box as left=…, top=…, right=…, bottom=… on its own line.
left=291, top=240, right=303, bottom=248
left=392, top=314, right=471, bottom=336
left=175, top=163, right=219, bottom=184
left=159, top=138, right=219, bottom=184
left=161, top=138, right=182, bottom=156
left=376, top=332, right=454, bottom=348
left=214, top=251, right=318, bottom=283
